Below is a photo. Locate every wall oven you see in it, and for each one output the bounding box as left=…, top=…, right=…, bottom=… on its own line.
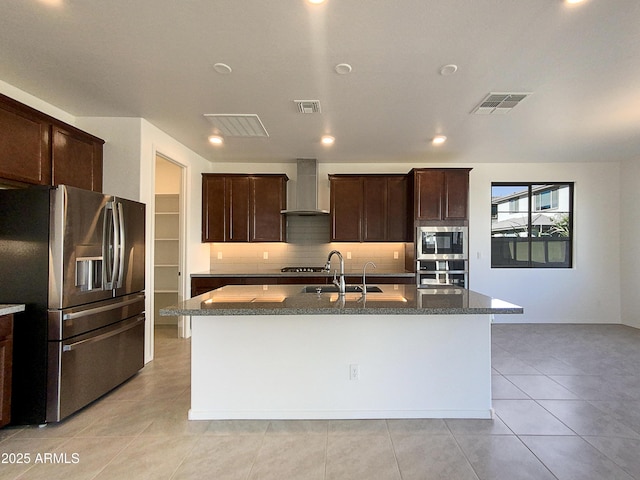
left=416, top=226, right=468, bottom=260
left=416, top=226, right=468, bottom=288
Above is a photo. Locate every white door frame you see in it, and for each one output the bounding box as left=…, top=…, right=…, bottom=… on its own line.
left=152, top=152, right=190, bottom=338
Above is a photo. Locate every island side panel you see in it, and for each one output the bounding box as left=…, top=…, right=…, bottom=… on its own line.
left=190, top=313, right=492, bottom=420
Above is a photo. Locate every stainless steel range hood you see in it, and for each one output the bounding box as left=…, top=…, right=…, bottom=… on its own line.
left=281, top=158, right=329, bottom=216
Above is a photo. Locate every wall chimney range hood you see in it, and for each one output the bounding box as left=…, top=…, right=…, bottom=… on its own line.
left=281, top=158, right=329, bottom=216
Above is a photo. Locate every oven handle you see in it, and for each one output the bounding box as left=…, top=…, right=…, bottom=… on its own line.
left=62, top=294, right=145, bottom=321
left=63, top=315, right=145, bottom=352
left=419, top=269, right=468, bottom=273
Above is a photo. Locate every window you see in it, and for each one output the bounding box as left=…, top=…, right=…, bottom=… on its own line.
left=491, top=183, right=573, bottom=268
left=535, top=188, right=559, bottom=211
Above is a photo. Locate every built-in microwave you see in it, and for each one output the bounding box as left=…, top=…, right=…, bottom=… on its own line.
left=416, top=226, right=468, bottom=260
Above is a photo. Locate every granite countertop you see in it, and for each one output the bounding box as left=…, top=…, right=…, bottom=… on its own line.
left=161, top=284, right=523, bottom=316
left=191, top=270, right=415, bottom=277
left=0, top=304, right=25, bottom=316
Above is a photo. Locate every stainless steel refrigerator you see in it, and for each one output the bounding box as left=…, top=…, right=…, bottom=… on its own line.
left=0, top=185, right=145, bottom=424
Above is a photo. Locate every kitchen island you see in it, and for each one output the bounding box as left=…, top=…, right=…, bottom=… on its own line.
left=161, top=284, right=522, bottom=420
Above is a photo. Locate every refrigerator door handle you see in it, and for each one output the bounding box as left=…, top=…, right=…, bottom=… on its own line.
left=115, top=201, right=126, bottom=288
left=62, top=294, right=145, bottom=321
left=103, top=201, right=121, bottom=290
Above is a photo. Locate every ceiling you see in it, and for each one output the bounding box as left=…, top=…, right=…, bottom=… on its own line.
left=1, top=0, right=639, bottom=164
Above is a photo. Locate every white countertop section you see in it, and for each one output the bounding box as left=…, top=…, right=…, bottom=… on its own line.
left=0, top=304, right=25, bottom=316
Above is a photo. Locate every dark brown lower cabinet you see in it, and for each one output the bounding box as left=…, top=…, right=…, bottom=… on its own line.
left=191, top=275, right=413, bottom=297
left=0, top=314, right=14, bottom=428
left=343, top=276, right=414, bottom=285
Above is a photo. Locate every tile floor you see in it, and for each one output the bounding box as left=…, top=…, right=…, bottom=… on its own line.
left=1, top=323, right=640, bottom=479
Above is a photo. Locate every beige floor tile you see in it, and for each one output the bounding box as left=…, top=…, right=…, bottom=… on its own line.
left=9, top=436, right=134, bottom=480
left=248, top=434, right=326, bottom=480
left=585, top=436, right=640, bottom=479
left=75, top=401, right=167, bottom=437
left=266, top=420, right=329, bottom=435
left=171, top=436, right=263, bottom=480
left=204, top=420, right=271, bottom=436
left=328, top=419, right=389, bottom=436
left=445, top=417, right=513, bottom=436
left=455, top=435, right=556, bottom=480
left=386, top=418, right=449, bottom=436
left=392, top=434, right=478, bottom=480
left=521, top=435, right=635, bottom=480
left=92, top=435, right=197, bottom=480
left=326, top=435, right=401, bottom=480
left=0, top=437, right=69, bottom=480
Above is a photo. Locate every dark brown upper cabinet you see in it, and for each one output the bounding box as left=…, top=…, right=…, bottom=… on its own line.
left=250, top=175, right=288, bottom=242
left=0, top=93, right=104, bottom=192
left=52, top=125, right=103, bottom=192
left=329, top=175, right=363, bottom=242
left=202, top=174, right=288, bottom=243
left=0, top=96, right=51, bottom=186
left=411, top=168, right=471, bottom=224
left=329, top=174, right=410, bottom=242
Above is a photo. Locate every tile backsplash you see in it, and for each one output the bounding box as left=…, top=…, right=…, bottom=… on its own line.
left=209, top=216, right=409, bottom=273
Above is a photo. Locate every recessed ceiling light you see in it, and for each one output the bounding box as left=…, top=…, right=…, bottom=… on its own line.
left=208, top=135, right=224, bottom=145
left=308, top=0, right=325, bottom=4
left=321, top=135, right=335, bottom=146
left=213, top=63, right=232, bottom=74
left=439, top=64, right=458, bottom=76
left=335, top=63, right=352, bottom=75
left=432, top=135, right=447, bottom=145
left=565, top=0, right=585, bottom=4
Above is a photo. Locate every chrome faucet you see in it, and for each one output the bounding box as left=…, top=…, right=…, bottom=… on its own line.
left=325, top=250, right=346, bottom=295
left=362, top=261, right=376, bottom=294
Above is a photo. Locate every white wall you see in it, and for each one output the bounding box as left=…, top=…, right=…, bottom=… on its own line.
left=77, top=117, right=143, bottom=199
left=470, top=163, right=621, bottom=324
left=620, top=159, right=640, bottom=329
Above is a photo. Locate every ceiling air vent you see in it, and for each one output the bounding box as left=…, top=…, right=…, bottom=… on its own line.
left=203, top=114, right=269, bottom=137
left=471, top=92, right=531, bottom=115
left=294, top=100, right=321, bottom=114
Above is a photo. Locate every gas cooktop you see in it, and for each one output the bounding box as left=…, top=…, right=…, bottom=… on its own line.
left=280, top=266, right=327, bottom=273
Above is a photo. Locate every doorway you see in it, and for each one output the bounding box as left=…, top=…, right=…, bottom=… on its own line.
left=153, top=154, right=186, bottom=337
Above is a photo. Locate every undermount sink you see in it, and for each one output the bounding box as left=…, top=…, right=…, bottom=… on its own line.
left=303, top=285, right=383, bottom=294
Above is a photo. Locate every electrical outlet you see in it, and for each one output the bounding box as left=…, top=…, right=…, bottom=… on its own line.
left=349, top=364, right=360, bottom=381
left=217, top=251, right=223, bottom=260
left=346, top=252, right=352, bottom=260
left=263, top=251, right=269, bottom=259
left=393, top=251, right=399, bottom=259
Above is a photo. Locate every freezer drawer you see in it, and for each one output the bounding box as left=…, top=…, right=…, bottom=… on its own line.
left=48, top=293, right=145, bottom=341
left=46, top=314, right=145, bottom=422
